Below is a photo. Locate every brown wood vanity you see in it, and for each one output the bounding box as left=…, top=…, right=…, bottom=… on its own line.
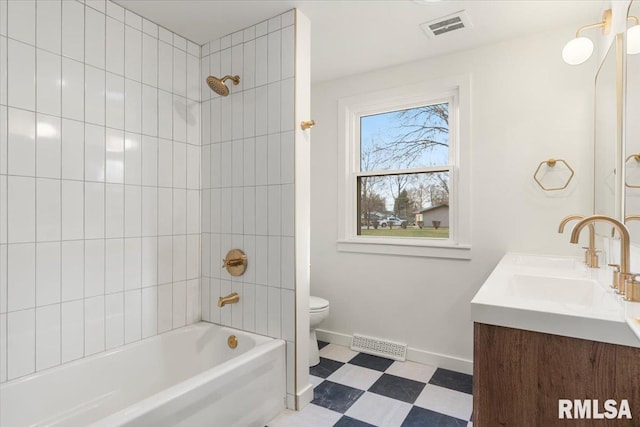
left=472, top=322, right=640, bottom=426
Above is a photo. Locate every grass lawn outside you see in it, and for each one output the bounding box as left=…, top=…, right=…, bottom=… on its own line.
left=360, top=227, right=449, bottom=238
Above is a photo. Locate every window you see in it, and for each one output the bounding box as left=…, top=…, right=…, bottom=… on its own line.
left=358, top=103, right=451, bottom=238
left=337, top=76, right=471, bottom=259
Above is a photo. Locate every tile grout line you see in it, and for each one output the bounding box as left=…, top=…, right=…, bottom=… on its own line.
left=33, top=0, right=38, bottom=375
left=209, top=60, right=214, bottom=309
left=183, top=42, right=187, bottom=327
left=105, top=0, right=120, bottom=352
left=138, top=20, right=143, bottom=342
left=96, top=0, right=108, bottom=358
left=78, top=0, right=87, bottom=361
left=58, top=0, right=64, bottom=371
left=155, top=19, right=159, bottom=338
left=278, top=22, right=283, bottom=343
left=252, top=31, right=258, bottom=333
left=1, top=1, right=6, bottom=383
left=170, top=32, right=174, bottom=333
left=122, top=7, right=128, bottom=349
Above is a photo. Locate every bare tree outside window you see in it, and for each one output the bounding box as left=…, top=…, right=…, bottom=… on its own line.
left=357, top=102, right=451, bottom=238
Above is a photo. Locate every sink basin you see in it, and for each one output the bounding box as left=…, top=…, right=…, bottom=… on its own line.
left=471, top=252, right=639, bottom=349
left=508, top=274, right=599, bottom=308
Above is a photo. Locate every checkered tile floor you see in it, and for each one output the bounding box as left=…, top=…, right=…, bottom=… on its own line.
left=268, top=341, right=473, bottom=427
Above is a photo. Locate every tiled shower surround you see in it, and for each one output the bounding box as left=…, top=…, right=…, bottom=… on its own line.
left=0, top=0, right=301, bottom=407
left=199, top=10, right=297, bottom=406
left=0, top=0, right=202, bottom=382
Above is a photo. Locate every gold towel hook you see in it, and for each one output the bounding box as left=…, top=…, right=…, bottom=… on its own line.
left=301, top=120, right=316, bottom=130
left=533, top=158, right=574, bottom=191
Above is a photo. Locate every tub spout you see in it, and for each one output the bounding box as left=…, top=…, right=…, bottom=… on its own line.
left=218, top=292, right=240, bottom=307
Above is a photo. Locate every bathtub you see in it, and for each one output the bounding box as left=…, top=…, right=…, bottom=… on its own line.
left=0, top=322, right=286, bottom=427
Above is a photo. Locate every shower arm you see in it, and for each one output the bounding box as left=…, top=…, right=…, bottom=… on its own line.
left=221, top=75, right=240, bottom=85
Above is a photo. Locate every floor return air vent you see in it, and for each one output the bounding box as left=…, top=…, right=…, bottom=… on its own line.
left=351, top=334, right=408, bottom=361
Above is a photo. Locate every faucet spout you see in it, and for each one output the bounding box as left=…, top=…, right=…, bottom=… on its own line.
left=569, top=215, right=630, bottom=290
left=558, top=214, right=597, bottom=267
left=218, top=292, right=240, bottom=307
left=558, top=214, right=584, bottom=233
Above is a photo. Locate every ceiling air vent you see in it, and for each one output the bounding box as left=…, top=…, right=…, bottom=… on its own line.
left=420, top=10, right=472, bottom=38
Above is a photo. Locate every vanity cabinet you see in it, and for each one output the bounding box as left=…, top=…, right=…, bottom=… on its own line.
left=473, top=323, right=640, bottom=426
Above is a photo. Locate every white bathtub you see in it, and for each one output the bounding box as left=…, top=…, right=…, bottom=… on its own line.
left=0, top=322, right=286, bottom=427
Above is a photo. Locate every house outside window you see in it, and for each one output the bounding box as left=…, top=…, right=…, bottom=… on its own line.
left=337, top=76, right=471, bottom=259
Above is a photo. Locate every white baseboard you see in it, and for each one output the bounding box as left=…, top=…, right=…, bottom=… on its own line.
left=296, top=383, right=314, bottom=410
left=315, top=328, right=473, bottom=375
left=316, top=329, right=352, bottom=347
left=406, top=347, right=473, bottom=374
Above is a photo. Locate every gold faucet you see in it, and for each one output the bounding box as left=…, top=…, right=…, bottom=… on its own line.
left=570, top=215, right=630, bottom=294
left=558, top=214, right=599, bottom=268
left=218, top=292, right=240, bottom=307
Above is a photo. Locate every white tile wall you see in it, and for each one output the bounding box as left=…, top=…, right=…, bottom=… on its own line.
left=2, top=1, right=298, bottom=400
left=0, top=0, right=201, bottom=383
left=36, top=0, right=61, bottom=54
left=200, top=9, right=297, bottom=405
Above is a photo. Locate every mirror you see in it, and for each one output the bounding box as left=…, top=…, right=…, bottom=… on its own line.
left=594, top=35, right=623, bottom=224
left=626, top=0, right=640, bottom=243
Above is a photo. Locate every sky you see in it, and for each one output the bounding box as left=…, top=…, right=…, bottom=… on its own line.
left=359, top=104, right=450, bottom=212
left=360, top=104, right=449, bottom=172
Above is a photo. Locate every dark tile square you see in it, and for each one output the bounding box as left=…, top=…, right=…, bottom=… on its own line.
left=334, top=415, right=377, bottom=427
left=318, top=340, right=330, bottom=350
left=348, top=353, right=395, bottom=372
left=401, top=406, right=468, bottom=427
left=310, top=357, right=345, bottom=379
left=428, top=368, right=473, bottom=395
left=368, top=373, right=426, bottom=404
left=312, top=381, right=365, bottom=414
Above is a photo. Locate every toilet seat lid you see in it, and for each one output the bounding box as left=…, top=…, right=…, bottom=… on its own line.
left=310, top=296, right=329, bottom=311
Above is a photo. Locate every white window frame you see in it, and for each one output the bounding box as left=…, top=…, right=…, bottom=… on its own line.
left=337, top=75, right=471, bottom=259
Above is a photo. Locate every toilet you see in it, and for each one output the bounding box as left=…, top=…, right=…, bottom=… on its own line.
left=309, top=296, right=330, bottom=367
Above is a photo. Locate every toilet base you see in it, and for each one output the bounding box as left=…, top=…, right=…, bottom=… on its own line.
left=309, top=329, right=320, bottom=367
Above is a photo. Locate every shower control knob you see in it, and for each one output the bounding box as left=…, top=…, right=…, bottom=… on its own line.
left=222, top=249, right=248, bottom=276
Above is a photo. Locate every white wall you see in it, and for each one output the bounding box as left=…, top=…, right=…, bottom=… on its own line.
left=199, top=9, right=299, bottom=408
left=0, top=0, right=201, bottom=383
left=310, top=25, right=596, bottom=371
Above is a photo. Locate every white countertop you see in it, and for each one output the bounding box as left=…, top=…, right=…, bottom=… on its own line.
left=471, top=252, right=640, bottom=348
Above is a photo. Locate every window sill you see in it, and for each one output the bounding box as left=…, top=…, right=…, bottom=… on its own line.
left=336, top=238, right=472, bottom=260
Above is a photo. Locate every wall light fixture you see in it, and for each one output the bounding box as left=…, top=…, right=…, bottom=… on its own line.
left=562, top=9, right=611, bottom=65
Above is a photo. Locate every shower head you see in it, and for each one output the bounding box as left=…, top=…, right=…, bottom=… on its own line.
left=206, top=75, right=240, bottom=96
